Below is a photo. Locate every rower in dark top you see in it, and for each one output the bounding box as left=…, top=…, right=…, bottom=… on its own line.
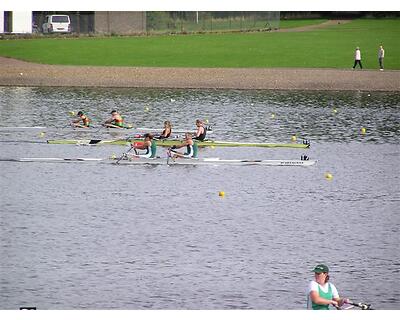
left=169, top=132, right=198, bottom=160
left=193, top=119, right=207, bottom=141
left=155, top=121, right=172, bottom=139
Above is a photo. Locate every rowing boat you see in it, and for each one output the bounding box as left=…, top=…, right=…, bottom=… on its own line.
left=0, top=126, right=213, bottom=134
left=118, top=157, right=316, bottom=166
left=0, top=157, right=316, bottom=166
left=46, top=138, right=310, bottom=149
left=0, top=157, right=103, bottom=162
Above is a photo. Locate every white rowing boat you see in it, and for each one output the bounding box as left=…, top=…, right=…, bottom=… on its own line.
left=119, top=157, right=317, bottom=166
left=0, top=126, right=213, bottom=135
left=0, top=157, right=316, bottom=166
left=0, top=157, right=104, bottom=162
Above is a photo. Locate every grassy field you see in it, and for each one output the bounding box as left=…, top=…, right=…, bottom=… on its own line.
left=0, top=19, right=399, bottom=69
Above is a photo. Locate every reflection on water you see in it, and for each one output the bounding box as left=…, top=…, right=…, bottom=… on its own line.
left=0, top=87, right=399, bottom=310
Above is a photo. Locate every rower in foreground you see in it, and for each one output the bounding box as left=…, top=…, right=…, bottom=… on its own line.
left=129, top=133, right=157, bottom=159
left=155, top=121, right=172, bottom=139
left=104, top=110, right=125, bottom=129
left=307, top=264, right=349, bottom=310
left=193, top=119, right=207, bottom=141
left=168, top=132, right=198, bottom=160
left=72, top=111, right=91, bottom=128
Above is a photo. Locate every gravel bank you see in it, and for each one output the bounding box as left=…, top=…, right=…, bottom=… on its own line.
left=1, top=57, right=399, bottom=91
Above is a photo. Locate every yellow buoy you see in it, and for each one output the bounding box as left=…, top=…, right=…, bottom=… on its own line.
left=361, top=127, right=366, bottom=135
left=271, top=113, right=275, bottom=119
left=219, top=191, right=225, bottom=197
left=69, top=111, right=75, bottom=116
left=333, top=108, right=337, bottom=114
left=144, top=106, right=149, bottom=112
left=204, top=119, right=209, bottom=124
left=210, top=145, right=215, bottom=149
left=110, top=154, right=117, bottom=160
left=291, top=135, right=297, bottom=142
left=324, top=172, right=333, bottom=181
left=39, top=132, right=45, bottom=137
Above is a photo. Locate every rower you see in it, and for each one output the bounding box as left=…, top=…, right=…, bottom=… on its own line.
left=155, top=121, right=172, bottom=139
left=130, top=133, right=157, bottom=159
left=193, top=119, right=207, bottom=141
left=307, top=264, right=349, bottom=310
left=72, top=111, right=90, bottom=128
left=104, top=110, right=124, bottom=128
left=168, top=132, right=198, bottom=160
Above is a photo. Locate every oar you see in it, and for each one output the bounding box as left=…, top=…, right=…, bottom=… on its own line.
left=116, top=145, right=135, bottom=164
left=346, top=300, right=373, bottom=310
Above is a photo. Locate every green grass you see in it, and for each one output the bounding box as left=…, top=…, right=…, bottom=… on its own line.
left=0, top=19, right=399, bottom=69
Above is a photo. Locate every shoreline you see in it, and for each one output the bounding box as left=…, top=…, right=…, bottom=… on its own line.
left=1, top=57, right=399, bottom=91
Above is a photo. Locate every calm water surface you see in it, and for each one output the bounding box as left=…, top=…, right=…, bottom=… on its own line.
left=0, top=87, right=399, bottom=309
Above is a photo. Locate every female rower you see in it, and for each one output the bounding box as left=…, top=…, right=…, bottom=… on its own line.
left=156, top=121, right=172, bottom=139
left=130, top=133, right=157, bottom=159
left=169, top=132, right=198, bottom=159
left=307, top=264, right=349, bottom=310
left=72, top=111, right=90, bottom=128
left=193, top=119, right=207, bottom=141
left=104, top=110, right=124, bottom=128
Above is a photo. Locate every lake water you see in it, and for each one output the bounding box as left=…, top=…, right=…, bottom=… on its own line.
left=0, top=87, right=399, bottom=310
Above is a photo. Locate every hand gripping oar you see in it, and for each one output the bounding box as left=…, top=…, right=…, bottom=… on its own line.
left=347, top=300, right=373, bottom=310
left=337, top=299, right=373, bottom=310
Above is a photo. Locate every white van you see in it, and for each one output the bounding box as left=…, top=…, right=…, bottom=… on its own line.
left=42, top=15, right=71, bottom=33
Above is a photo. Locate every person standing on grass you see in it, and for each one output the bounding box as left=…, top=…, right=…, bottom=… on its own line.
left=352, top=47, right=362, bottom=70
left=378, top=45, right=385, bottom=71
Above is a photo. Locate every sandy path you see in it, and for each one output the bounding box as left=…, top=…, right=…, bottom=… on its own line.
left=0, top=56, right=399, bottom=91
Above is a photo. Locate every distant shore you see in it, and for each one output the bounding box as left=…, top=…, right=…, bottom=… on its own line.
left=1, top=57, right=399, bottom=91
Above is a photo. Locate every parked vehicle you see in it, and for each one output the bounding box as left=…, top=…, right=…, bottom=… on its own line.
left=42, top=15, right=71, bottom=33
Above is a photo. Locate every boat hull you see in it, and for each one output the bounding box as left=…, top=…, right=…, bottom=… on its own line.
left=0, top=157, right=316, bottom=166
left=46, top=138, right=310, bottom=149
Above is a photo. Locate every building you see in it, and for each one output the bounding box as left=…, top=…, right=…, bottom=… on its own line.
left=0, top=11, right=147, bottom=34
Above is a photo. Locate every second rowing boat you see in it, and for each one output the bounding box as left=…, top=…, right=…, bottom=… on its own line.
left=0, top=157, right=316, bottom=166
left=46, top=138, right=310, bottom=149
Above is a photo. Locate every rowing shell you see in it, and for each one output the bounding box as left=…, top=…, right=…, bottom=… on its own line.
left=0, top=126, right=213, bottom=134
left=0, top=157, right=103, bottom=162
left=0, top=157, right=316, bottom=166
left=118, top=158, right=316, bottom=166
left=46, top=138, right=310, bottom=149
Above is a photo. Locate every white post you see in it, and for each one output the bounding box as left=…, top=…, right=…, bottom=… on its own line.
left=196, top=11, right=199, bottom=24
left=0, top=12, right=4, bottom=33
left=12, top=11, right=32, bottom=33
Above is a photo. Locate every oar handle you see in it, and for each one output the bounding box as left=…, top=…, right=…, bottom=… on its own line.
left=346, top=300, right=372, bottom=310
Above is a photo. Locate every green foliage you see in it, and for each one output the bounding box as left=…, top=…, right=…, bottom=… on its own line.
left=0, top=19, right=398, bottom=69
